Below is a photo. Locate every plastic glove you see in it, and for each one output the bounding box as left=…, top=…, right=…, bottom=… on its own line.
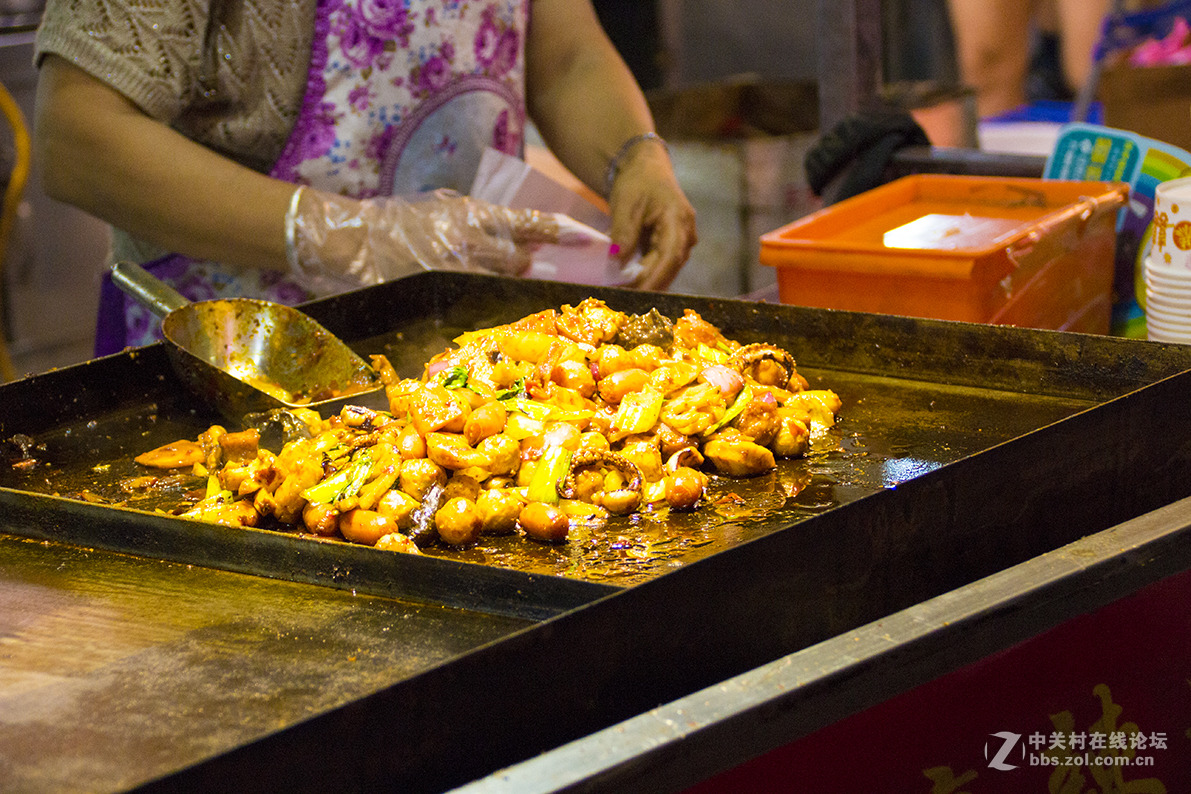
left=285, top=186, right=563, bottom=295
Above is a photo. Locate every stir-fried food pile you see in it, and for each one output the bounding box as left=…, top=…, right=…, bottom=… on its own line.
left=133, top=299, right=840, bottom=552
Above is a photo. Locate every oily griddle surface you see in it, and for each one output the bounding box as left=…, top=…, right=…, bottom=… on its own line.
left=7, top=272, right=1191, bottom=792
left=1, top=311, right=1092, bottom=589
left=0, top=528, right=535, bottom=794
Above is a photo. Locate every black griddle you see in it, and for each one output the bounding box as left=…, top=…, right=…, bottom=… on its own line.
left=4, top=271, right=1191, bottom=792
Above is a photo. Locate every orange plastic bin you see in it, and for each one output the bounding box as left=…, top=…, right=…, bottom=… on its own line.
left=759, top=174, right=1129, bottom=333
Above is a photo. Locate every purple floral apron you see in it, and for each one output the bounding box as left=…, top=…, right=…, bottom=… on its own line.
left=95, top=0, right=528, bottom=356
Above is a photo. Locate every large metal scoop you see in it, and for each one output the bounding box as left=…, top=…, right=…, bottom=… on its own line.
left=111, top=261, right=383, bottom=421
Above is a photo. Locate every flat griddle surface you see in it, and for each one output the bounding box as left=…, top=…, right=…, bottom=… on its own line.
left=6, top=273, right=1191, bottom=791
left=0, top=532, right=532, bottom=793
left=0, top=275, right=1102, bottom=590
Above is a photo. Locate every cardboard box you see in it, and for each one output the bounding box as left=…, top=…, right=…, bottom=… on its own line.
left=1098, top=62, right=1191, bottom=153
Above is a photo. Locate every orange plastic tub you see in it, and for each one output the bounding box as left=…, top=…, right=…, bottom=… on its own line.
left=759, top=174, right=1129, bottom=333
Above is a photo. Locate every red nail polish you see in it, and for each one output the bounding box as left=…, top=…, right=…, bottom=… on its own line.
left=609, top=243, right=621, bottom=257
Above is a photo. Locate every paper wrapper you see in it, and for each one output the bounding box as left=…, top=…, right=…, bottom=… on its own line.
left=470, top=148, right=643, bottom=286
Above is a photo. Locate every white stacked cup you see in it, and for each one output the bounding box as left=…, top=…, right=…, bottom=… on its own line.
left=1146, top=176, right=1191, bottom=343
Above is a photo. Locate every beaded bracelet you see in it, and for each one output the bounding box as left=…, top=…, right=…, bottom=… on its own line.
left=604, top=132, right=668, bottom=196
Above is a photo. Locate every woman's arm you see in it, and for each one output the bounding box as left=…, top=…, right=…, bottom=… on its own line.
left=34, top=55, right=295, bottom=271
left=36, top=55, right=567, bottom=288
left=526, top=0, right=696, bottom=291
left=525, top=0, right=655, bottom=189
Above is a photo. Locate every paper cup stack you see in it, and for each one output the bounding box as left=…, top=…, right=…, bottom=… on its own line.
left=1146, top=176, right=1191, bottom=343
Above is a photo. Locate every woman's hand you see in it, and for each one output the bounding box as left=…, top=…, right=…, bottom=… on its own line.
left=606, top=136, right=697, bottom=292
left=526, top=0, right=698, bottom=292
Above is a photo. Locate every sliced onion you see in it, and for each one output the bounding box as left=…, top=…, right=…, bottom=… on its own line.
left=699, top=364, right=744, bottom=397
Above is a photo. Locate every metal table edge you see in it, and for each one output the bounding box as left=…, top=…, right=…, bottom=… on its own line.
left=446, top=494, right=1191, bottom=793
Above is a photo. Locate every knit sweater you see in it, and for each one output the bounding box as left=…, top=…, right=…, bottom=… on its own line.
left=35, top=0, right=315, bottom=176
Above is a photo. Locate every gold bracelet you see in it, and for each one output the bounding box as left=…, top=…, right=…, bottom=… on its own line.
left=604, top=132, right=667, bottom=196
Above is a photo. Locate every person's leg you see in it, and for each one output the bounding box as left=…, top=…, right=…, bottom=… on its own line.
left=1053, top=0, right=1112, bottom=97
left=947, top=0, right=1035, bottom=116
left=1027, top=0, right=1071, bottom=100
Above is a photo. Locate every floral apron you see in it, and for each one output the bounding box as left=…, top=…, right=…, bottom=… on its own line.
left=95, top=0, right=528, bottom=356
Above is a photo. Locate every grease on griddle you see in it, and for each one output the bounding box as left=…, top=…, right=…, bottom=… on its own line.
left=2, top=433, right=43, bottom=471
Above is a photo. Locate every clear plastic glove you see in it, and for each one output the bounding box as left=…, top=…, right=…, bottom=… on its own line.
left=285, top=186, right=564, bottom=295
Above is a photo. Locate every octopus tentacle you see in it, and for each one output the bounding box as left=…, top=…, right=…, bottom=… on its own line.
left=559, top=449, right=644, bottom=515
left=730, top=343, right=796, bottom=384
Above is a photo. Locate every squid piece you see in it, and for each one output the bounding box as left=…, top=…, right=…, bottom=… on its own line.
left=673, top=308, right=731, bottom=350
left=375, top=532, right=421, bottom=554
left=410, top=384, right=470, bottom=436
left=370, top=354, right=401, bottom=385
left=197, top=425, right=228, bottom=472
left=784, top=389, right=843, bottom=428
left=730, top=343, right=798, bottom=388
left=660, top=382, right=726, bottom=437
left=218, top=428, right=261, bottom=465
left=559, top=449, right=644, bottom=515
left=618, top=436, right=664, bottom=483
left=381, top=376, right=423, bottom=416
left=495, top=329, right=559, bottom=364
left=181, top=494, right=260, bottom=527
left=556, top=297, right=627, bottom=346
left=732, top=391, right=781, bottom=448
left=772, top=410, right=811, bottom=458
left=702, top=430, right=777, bottom=477
left=225, top=451, right=280, bottom=498
left=134, top=439, right=206, bottom=469
left=338, top=405, right=385, bottom=429
left=648, top=361, right=700, bottom=395
left=269, top=449, right=326, bottom=524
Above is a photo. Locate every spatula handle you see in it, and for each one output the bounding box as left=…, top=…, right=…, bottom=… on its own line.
left=110, top=261, right=191, bottom=317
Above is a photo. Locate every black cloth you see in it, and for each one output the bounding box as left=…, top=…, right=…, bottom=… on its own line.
left=804, top=108, right=931, bottom=202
